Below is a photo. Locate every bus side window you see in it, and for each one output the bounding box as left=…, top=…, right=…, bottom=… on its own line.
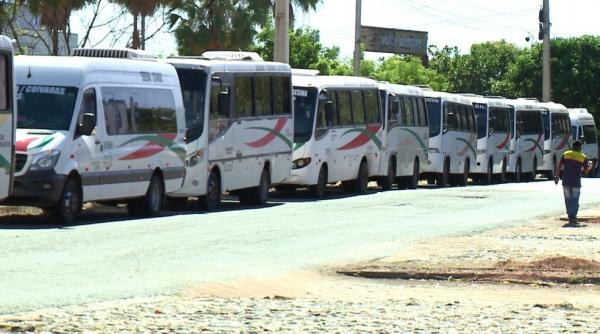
left=0, top=53, right=7, bottom=111
left=418, top=98, right=427, bottom=127
left=273, top=75, right=291, bottom=115
left=388, top=95, right=399, bottom=126
left=364, top=89, right=379, bottom=124
left=327, top=90, right=338, bottom=126
left=351, top=89, right=365, bottom=125
left=209, top=80, right=231, bottom=141
left=234, top=76, right=253, bottom=118
left=403, top=97, right=413, bottom=126
left=443, top=102, right=449, bottom=132
left=255, top=76, right=272, bottom=116
left=316, top=90, right=328, bottom=129
left=338, top=90, right=352, bottom=125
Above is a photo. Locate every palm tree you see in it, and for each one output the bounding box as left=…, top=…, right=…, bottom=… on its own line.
left=28, top=0, right=89, bottom=55
left=170, top=0, right=320, bottom=55
left=110, top=0, right=170, bottom=49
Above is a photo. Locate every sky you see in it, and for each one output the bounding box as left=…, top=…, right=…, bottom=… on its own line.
left=78, top=0, right=600, bottom=59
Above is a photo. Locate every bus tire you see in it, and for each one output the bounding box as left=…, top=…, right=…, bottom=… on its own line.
left=437, top=158, right=450, bottom=187
left=407, top=158, right=419, bottom=189
left=483, top=158, right=493, bottom=185
left=380, top=158, right=396, bottom=191
left=515, top=159, right=522, bottom=183
left=353, top=160, right=369, bottom=194
left=139, top=173, right=164, bottom=217
left=241, top=168, right=270, bottom=205
left=310, top=165, right=327, bottom=199
left=530, top=159, right=537, bottom=182
left=458, top=159, right=470, bottom=187
left=199, top=171, right=221, bottom=211
left=53, top=177, right=82, bottom=225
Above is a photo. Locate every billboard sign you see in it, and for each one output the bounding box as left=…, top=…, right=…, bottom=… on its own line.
left=360, top=26, right=428, bottom=56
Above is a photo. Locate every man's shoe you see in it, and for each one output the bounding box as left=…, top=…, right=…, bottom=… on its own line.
left=563, top=221, right=585, bottom=228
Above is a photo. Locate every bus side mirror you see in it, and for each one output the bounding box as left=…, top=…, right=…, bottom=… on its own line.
left=218, top=91, right=230, bottom=117
left=78, top=113, right=95, bottom=136
left=325, top=101, right=334, bottom=126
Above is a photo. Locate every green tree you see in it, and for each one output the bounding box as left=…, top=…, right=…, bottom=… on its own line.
left=170, top=0, right=320, bottom=55
left=110, top=0, right=170, bottom=49
left=374, top=55, right=448, bottom=91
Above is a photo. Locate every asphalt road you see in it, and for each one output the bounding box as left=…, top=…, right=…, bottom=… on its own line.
left=2, top=179, right=600, bottom=314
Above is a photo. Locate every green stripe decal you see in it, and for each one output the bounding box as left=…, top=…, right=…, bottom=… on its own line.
left=29, top=136, right=54, bottom=150
left=293, top=142, right=306, bottom=151
left=397, top=128, right=428, bottom=153
left=341, top=127, right=383, bottom=150
left=0, top=154, right=10, bottom=174
left=456, top=137, right=477, bottom=156
left=524, top=137, right=544, bottom=156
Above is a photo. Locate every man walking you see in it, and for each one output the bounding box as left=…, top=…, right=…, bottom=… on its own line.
left=554, top=140, right=591, bottom=227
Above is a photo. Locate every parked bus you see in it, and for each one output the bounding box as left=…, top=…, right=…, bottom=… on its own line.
left=10, top=49, right=187, bottom=223
left=281, top=72, right=382, bottom=198
left=165, top=52, right=293, bottom=209
left=462, top=95, right=511, bottom=184
left=504, top=99, right=544, bottom=182
left=569, top=108, right=598, bottom=175
left=537, top=102, right=571, bottom=179
left=0, top=36, right=15, bottom=201
left=421, top=91, right=477, bottom=187
left=377, top=83, right=428, bottom=189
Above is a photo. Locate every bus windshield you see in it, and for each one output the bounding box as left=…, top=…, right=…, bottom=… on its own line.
left=474, top=103, right=487, bottom=139
left=583, top=125, right=598, bottom=144
left=17, top=85, right=78, bottom=130
left=293, top=86, right=317, bottom=143
left=541, top=110, right=550, bottom=140
left=425, top=97, right=441, bottom=138
left=175, top=67, right=208, bottom=143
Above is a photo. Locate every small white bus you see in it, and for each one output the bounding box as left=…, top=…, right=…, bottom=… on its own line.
left=537, top=102, right=571, bottom=179
left=421, top=91, right=477, bottom=187
left=0, top=36, right=15, bottom=201
left=504, top=99, right=544, bottom=182
left=569, top=108, right=598, bottom=175
left=10, top=50, right=187, bottom=223
left=377, top=83, right=428, bottom=189
left=465, top=95, right=511, bottom=184
left=281, top=73, right=383, bottom=198
left=165, top=52, right=293, bottom=209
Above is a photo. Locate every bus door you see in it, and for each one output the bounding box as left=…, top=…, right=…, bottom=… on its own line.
left=208, top=74, right=234, bottom=187
left=0, top=47, right=13, bottom=200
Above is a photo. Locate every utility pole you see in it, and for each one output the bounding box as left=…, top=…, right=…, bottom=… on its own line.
left=540, top=0, right=551, bottom=101
left=274, top=0, right=289, bottom=63
left=353, top=0, right=362, bottom=76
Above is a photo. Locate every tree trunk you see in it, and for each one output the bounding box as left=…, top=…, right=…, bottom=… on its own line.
left=51, top=29, right=59, bottom=55
left=141, top=15, right=146, bottom=50
left=132, top=14, right=140, bottom=49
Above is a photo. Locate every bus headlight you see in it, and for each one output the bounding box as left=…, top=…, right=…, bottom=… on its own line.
left=29, top=150, right=60, bottom=171
left=292, top=157, right=312, bottom=169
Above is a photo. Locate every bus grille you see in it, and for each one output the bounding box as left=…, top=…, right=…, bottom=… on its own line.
left=15, top=153, right=27, bottom=173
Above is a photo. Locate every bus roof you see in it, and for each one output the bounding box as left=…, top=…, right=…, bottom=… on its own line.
left=292, top=75, right=379, bottom=90
left=536, top=101, right=568, bottom=114
left=379, top=83, right=424, bottom=96
left=15, top=55, right=180, bottom=88
left=165, top=58, right=291, bottom=74
left=568, top=108, right=595, bottom=124
left=422, top=90, right=472, bottom=105
left=0, top=35, right=12, bottom=52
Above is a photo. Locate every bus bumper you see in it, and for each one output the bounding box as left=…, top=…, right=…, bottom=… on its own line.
left=281, top=165, right=315, bottom=186
left=6, top=171, right=66, bottom=207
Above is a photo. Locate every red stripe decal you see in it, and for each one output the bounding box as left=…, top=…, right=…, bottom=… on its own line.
left=496, top=132, right=510, bottom=149
left=338, top=125, right=380, bottom=150
left=16, top=137, right=39, bottom=152
left=246, top=118, right=287, bottom=148
left=119, top=133, right=177, bottom=161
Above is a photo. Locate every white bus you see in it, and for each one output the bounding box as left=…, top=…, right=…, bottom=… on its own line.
left=281, top=73, right=382, bottom=198
left=377, top=83, right=428, bottom=189
left=465, top=95, right=511, bottom=184
left=165, top=52, right=293, bottom=209
left=421, top=91, right=477, bottom=187
left=569, top=108, right=598, bottom=175
left=10, top=49, right=187, bottom=223
left=537, top=102, right=571, bottom=179
left=0, top=36, right=15, bottom=201
left=504, top=99, right=544, bottom=182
